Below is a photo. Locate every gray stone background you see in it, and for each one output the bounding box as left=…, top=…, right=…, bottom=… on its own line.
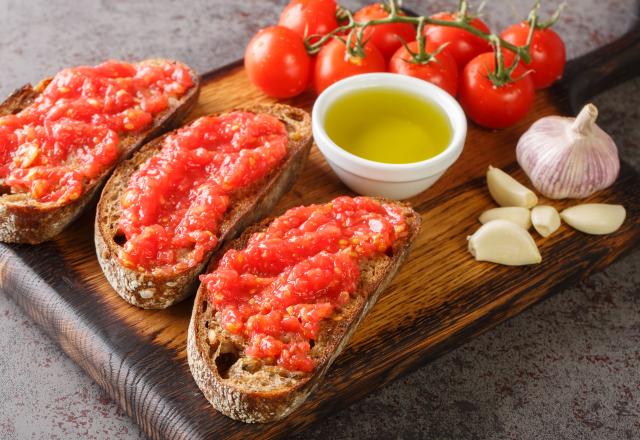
left=0, top=0, right=638, bottom=439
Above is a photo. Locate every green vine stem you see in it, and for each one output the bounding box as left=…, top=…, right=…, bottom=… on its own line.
left=457, top=0, right=469, bottom=18
left=305, top=0, right=564, bottom=65
left=413, top=17, right=429, bottom=62
left=396, top=17, right=450, bottom=65
left=536, top=2, right=566, bottom=29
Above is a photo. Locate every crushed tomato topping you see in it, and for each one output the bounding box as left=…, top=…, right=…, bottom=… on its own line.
left=200, top=196, right=408, bottom=373
left=117, top=112, right=288, bottom=273
left=0, top=60, right=194, bottom=204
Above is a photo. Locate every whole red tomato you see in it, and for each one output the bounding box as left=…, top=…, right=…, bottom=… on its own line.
left=278, top=0, right=338, bottom=42
left=424, top=12, right=491, bottom=70
left=353, top=3, right=416, bottom=60
left=458, top=52, right=535, bottom=129
left=244, top=26, right=311, bottom=98
left=389, top=41, right=459, bottom=96
left=500, top=23, right=566, bottom=89
left=314, top=39, right=386, bottom=94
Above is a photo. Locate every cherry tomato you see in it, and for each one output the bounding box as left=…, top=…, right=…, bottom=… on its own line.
left=278, top=0, right=338, bottom=43
left=500, top=23, right=566, bottom=89
left=314, top=39, right=386, bottom=94
left=353, top=3, right=416, bottom=60
left=389, top=41, right=459, bottom=97
left=424, top=12, right=492, bottom=70
left=244, top=26, right=311, bottom=98
left=458, top=52, right=535, bottom=129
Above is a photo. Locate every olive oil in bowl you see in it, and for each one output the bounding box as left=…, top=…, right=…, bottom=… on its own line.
left=324, top=87, right=453, bottom=164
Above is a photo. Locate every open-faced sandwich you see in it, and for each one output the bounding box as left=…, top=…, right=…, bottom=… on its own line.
left=95, top=104, right=313, bottom=308
left=187, top=196, right=421, bottom=422
left=0, top=59, right=200, bottom=243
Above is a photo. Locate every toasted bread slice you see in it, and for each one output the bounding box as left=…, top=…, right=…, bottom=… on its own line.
left=187, top=199, right=421, bottom=423
left=0, top=59, right=200, bottom=244
left=95, top=104, right=313, bottom=309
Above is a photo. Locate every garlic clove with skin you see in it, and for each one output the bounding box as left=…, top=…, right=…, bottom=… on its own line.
left=560, top=204, right=626, bottom=235
left=479, top=207, right=532, bottom=230
left=467, top=219, right=541, bottom=266
left=516, top=104, right=620, bottom=199
left=486, top=165, right=538, bottom=208
left=531, top=205, right=561, bottom=238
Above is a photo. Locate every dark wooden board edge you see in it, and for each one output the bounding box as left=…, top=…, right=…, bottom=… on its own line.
left=552, top=14, right=640, bottom=113
left=0, top=241, right=208, bottom=439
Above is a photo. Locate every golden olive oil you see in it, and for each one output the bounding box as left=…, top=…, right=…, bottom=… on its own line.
left=324, top=88, right=452, bottom=164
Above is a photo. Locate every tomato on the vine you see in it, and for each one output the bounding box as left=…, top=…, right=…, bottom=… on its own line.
left=278, top=0, right=339, bottom=43
left=389, top=41, right=459, bottom=97
left=458, top=52, right=535, bottom=129
left=500, top=23, right=566, bottom=89
left=314, top=39, right=385, bottom=94
left=424, top=12, right=491, bottom=70
left=353, top=3, right=416, bottom=60
left=244, top=26, right=311, bottom=98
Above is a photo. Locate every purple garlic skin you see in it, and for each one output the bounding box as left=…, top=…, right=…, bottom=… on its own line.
left=516, top=104, right=620, bottom=199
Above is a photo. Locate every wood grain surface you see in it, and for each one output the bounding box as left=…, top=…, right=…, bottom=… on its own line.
left=1, top=24, right=639, bottom=440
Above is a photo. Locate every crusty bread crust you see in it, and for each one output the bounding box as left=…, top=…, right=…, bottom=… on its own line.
left=95, top=104, right=313, bottom=309
left=187, top=200, right=421, bottom=423
left=0, top=59, right=201, bottom=244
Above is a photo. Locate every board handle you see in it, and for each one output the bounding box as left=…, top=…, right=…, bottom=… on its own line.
left=557, top=17, right=640, bottom=113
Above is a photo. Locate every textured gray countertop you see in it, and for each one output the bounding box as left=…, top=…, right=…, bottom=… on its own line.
left=0, top=1, right=638, bottom=439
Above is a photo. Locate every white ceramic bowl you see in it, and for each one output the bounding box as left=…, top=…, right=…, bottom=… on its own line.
left=312, top=73, right=467, bottom=200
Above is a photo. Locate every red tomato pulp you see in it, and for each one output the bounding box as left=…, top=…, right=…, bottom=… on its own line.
left=201, top=197, right=408, bottom=372
left=0, top=60, right=193, bottom=204
left=117, top=112, right=288, bottom=274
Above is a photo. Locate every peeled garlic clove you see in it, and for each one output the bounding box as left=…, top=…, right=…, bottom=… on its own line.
left=479, top=207, right=532, bottom=230
left=531, top=205, right=561, bottom=238
left=560, top=204, right=626, bottom=235
left=486, top=165, right=538, bottom=208
left=516, top=104, right=620, bottom=199
left=468, top=219, right=542, bottom=266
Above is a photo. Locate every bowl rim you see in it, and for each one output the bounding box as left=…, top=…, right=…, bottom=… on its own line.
left=312, top=72, right=467, bottom=181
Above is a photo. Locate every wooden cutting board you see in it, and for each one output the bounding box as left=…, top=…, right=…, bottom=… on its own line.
left=1, top=23, right=639, bottom=440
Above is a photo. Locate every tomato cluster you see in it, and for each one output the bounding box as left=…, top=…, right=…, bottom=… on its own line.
left=244, top=1, right=566, bottom=130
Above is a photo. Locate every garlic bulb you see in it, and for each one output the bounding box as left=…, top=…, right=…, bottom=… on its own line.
left=516, top=103, right=620, bottom=199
